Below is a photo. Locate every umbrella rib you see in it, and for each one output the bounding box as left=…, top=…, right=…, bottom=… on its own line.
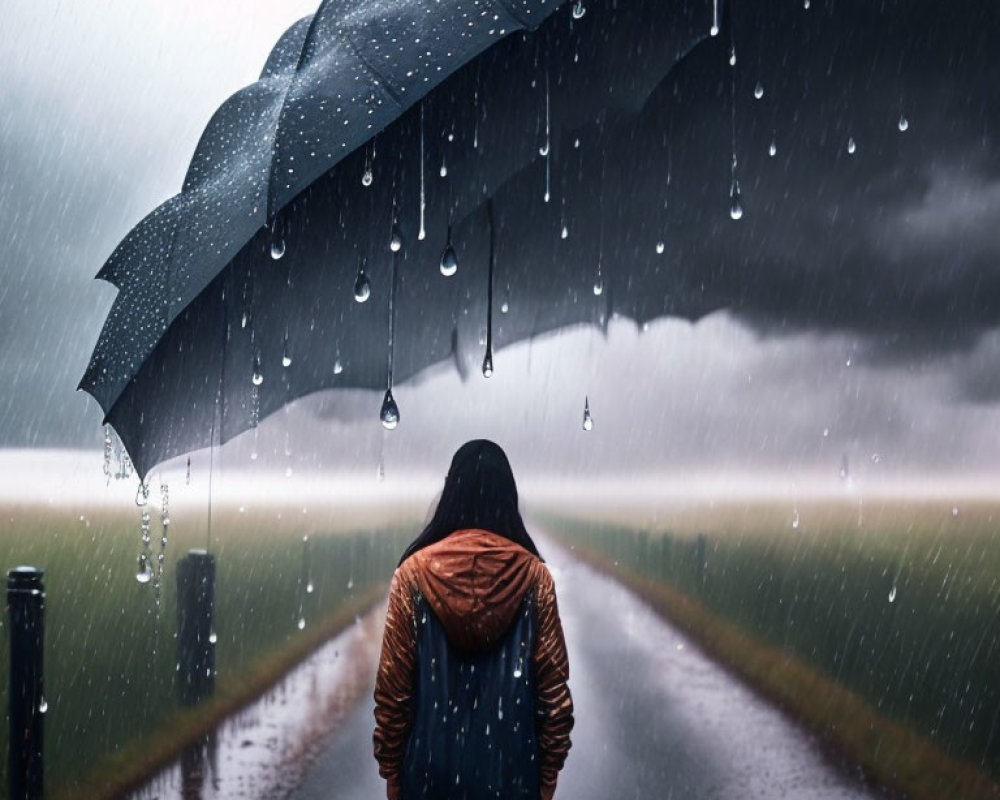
left=343, top=35, right=405, bottom=109
left=491, top=0, right=534, bottom=28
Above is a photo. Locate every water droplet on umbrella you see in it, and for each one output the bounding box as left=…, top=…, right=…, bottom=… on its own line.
left=582, top=397, right=593, bottom=431
left=656, top=241, right=665, bottom=254
left=252, top=354, right=264, bottom=386
left=754, top=81, right=764, bottom=100
left=847, top=136, right=857, bottom=155
left=362, top=167, right=373, bottom=186
left=729, top=178, right=744, bottom=220
left=440, top=245, right=458, bottom=277
left=135, top=483, right=148, bottom=507
left=482, top=351, right=494, bottom=378
left=898, top=115, right=909, bottom=132
left=572, top=1, right=586, bottom=19
left=888, top=585, right=897, bottom=603
left=354, top=267, right=371, bottom=303
left=390, top=227, right=403, bottom=252
left=380, top=388, right=400, bottom=429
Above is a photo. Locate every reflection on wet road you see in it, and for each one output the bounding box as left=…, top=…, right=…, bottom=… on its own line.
left=135, top=532, right=881, bottom=800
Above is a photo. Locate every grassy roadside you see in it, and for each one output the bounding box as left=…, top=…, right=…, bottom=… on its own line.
left=546, top=526, right=1000, bottom=800
left=58, top=583, right=387, bottom=800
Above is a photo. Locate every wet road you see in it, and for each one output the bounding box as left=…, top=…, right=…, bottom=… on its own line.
left=289, top=532, right=880, bottom=800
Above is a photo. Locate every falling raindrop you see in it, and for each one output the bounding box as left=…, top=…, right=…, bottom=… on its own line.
left=362, top=167, right=373, bottom=187
left=561, top=225, right=569, bottom=240
left=792, top=510, right=801, bottom=529
left=593, top=279, right=603, bottom=296
left=440, top=226, right=458, bottom=276
left=269, top=219, right=285, bottom=260
left=768, top=137, right=777, bottom=157
left=354, top=263, right=371, bottom=303
left=729, top=47, right=736, bottom=67
left=483, top=201, right=496, bottom=378
left=306, top=582, right=314, bottom=594
left=582, top=397, right=593, bottom=431
left=282, top=334, right=292, bottom=368
left=251, top=354, right=264, bottom=386
left=898, top=115, right=909, bottom=132
left=847, top=136, right=857, bottom=155
left=333, top=358, right=344, bottom=375
left=655, top=241, right=665, bottom=254
left=297, top=617, right=306, bottom=630
left=729, top=178, right=744, bottom=220
left=711, top=0, right=719, bottom=35
left=380, top=388, right=400, bottom=429
left=439, top=158, right=448, bottom=178
left=803, top=0, right=810, bottom=8
left=542, top=69, right=551, bottom=202
left=754, top=81, right=764, bottom=100
left=390, top=225, right=403, bottom=252
left=209, top=632, right=218, bottom=644
left=38, top=698, right=48, bottom=714
left=572, top=1, right=585, bottom=19
left=888, top=585, right=897, bottom=603
left=501, top=301, right=509, bottom=314
left=102, top=426, right=112, bottom=482
left=418, top=103, right=427, bottom=241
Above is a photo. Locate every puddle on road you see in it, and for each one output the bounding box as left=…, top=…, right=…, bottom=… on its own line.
left=130, top=604, right=384, bottom=800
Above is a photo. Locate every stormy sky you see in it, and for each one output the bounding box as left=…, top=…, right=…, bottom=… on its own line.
left=1, top=0, right=999, bottom=484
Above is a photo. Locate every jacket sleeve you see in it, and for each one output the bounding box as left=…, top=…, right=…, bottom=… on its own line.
left=373, top=566, right=417, bottom=800
left=533, top=564, right=573, bottom=800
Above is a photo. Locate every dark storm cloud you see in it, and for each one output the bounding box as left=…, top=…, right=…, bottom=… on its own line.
left=644, top=0, right=1000, bottom=355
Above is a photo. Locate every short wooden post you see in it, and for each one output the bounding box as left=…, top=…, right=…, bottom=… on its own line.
left=176, top=550, right=215, bottom=706
left=8, top=566, right=45, bottom=800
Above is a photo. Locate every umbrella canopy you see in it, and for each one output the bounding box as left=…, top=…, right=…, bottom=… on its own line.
left=81, top=0, right=718, bottom=479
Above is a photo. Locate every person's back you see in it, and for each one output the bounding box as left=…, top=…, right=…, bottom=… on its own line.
left=373, top=441, right=573, bottom=800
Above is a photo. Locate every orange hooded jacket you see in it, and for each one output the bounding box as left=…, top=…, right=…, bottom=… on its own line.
left=373, top=528, right=573, bottom=800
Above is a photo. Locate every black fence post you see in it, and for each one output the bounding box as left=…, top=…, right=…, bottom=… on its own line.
left=8, top=566, right=45, bottom=800
left=176, top=550, right=215, bottom=706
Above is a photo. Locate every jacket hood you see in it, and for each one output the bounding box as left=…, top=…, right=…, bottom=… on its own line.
left=404, top=528, right=541, bottom=654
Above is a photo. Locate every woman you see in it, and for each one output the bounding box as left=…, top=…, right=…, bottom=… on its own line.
left=373, top=440, right=573, bottom=800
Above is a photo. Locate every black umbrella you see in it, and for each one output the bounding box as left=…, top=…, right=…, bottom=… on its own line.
left=81, top=0, right=720, bottom=479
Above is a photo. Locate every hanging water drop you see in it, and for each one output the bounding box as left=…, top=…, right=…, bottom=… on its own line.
left=269, top=219, right=285, bottom=260
left=729, top=178, right=744, bottom=220
left=136, top=553, right=153, bottom=584
left=847, top=136, right=857, bottom=155
left=655, top=241, right=665, bottom=254
left=711, top=0, right=719, bottom=35
left=572, top=1, right=585, bottom=19
left=754, top=82, right=764, bottom=100
left=135, top=482, right=149, bottom=508
left=251, top=354, right=264, bottom=386
left=482, top=351, right=494, bottom=378
left=354, top=266, right=371, bottom=303
left=440, top=245, right=458, bottom=277
left=380, top=388, right=400, bottom=430
left=898, top=115, right=909, bottom=132
left=582, top=397, right=593, bottom=431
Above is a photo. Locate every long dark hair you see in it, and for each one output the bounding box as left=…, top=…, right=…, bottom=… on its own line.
left=398, top=440, right=541, bottom=565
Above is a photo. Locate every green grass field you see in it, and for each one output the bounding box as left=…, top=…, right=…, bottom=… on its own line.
left=0, top=498, right=421, bottom=799
left=539, top=497, right=1000, bottom=792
